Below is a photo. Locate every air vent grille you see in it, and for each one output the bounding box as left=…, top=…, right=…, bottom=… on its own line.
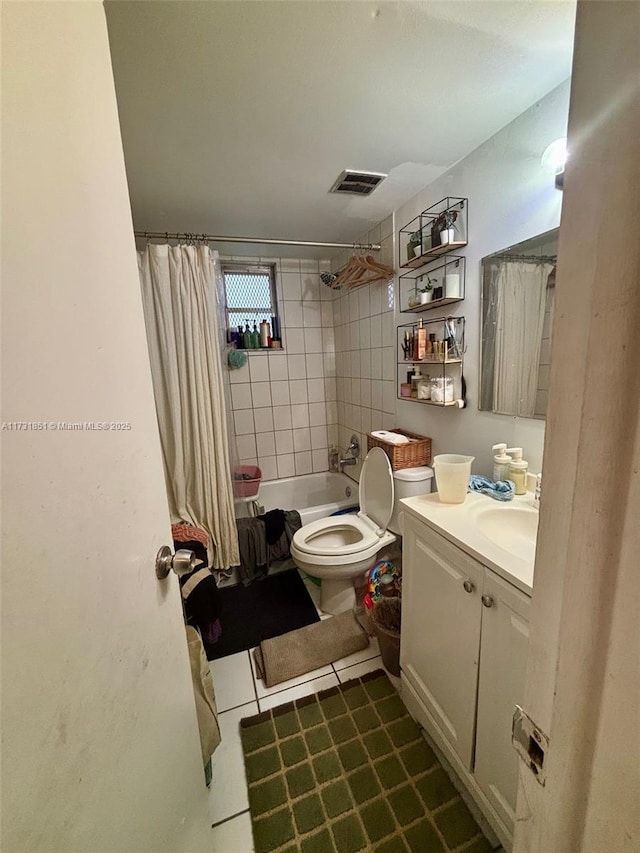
left=330, top=170, right=387, bottom=196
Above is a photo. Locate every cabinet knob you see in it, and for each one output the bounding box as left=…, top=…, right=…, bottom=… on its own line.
left=462, top=579, right=475, bottom=594
left=481, top=594, right=494, bottom=608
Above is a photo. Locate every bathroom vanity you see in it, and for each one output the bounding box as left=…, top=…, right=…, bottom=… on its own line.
left=399, top=492, right=537, bottom=851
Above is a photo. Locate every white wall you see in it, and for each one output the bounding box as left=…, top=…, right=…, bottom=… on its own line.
left=330, top=217, right=397, bottom=480
left=393, top=82, right=570, bottom=476
left=225, top=256, right=338, bottom=480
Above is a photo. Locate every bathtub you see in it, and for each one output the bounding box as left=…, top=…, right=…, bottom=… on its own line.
left=255, top=472, right=358, bottom=524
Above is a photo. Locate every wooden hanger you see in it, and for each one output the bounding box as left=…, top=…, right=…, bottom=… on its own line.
left=331, top=254, right=395, bottom=290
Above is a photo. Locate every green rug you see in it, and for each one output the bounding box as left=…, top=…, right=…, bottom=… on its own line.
left=240, top=669, right=492, bottom=853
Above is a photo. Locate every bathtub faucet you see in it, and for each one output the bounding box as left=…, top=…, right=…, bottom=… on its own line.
left=339, top=435, right=360, bottom=470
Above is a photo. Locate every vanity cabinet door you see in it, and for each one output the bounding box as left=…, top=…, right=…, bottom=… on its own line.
left=474, top=569, right=531, bottom=834
left=400, top=517, right=484, bottom=769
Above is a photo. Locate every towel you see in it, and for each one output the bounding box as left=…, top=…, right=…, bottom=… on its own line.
left=468, top=475, right=515, bottom=502
left=370, top=430, right=410, bottom=445
left=253, top=611, right=369, bottom=687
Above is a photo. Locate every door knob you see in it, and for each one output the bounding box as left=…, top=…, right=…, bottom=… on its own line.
left=481, top=594, right=494, bottom=608
left=156, top=545, right=196, bottom=580
left=462, top=580, right=475, bottom=593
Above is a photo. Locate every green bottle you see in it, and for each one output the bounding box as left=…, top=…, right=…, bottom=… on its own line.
left=243, top=321, right=252, bottom=349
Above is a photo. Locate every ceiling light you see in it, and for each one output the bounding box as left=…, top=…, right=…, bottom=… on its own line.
left=541, top=137, right=568, bottom=189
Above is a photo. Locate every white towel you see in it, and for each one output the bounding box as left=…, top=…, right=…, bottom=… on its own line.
left=370, top=430, right=410, bottom=445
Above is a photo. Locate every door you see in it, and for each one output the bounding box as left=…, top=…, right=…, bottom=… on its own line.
left=2, top=4, right=211, bottom=851
left=475, top=569, right=531, bottom=836
left=400, top=516, right=483, bottom=768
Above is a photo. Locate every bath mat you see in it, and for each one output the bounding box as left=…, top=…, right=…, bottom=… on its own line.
left=205, top=569, right=320, bottom=661
left=240, top=670, right=492, bottom=853
left=253, top=611, right=369, bottom=688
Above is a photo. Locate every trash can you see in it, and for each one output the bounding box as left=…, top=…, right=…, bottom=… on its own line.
left=370, top=598, right=401, bottom=677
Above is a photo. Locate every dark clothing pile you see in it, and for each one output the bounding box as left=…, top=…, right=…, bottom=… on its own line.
left=173, top=534, right=222, bottom=645
left=236, top=509, right=302, bottom=586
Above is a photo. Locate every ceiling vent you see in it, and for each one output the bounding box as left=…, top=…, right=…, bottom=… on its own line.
left=329, top=170, right=387, bottom=196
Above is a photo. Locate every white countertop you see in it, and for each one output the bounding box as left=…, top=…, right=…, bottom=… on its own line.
left=400, top=491, right=537, bottom=595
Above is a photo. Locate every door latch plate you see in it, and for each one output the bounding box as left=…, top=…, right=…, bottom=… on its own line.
left=512, top=705, right=549, bottom=786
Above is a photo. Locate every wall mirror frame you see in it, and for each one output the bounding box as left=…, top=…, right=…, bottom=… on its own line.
left=480, top=228, right=558, bottom=419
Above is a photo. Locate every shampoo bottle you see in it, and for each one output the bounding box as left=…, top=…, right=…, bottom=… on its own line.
left=506, top=447, right=528, bottom=495
left=492, top=444, right=512, bottom=481
left=243, top=321, right=252, bottom=349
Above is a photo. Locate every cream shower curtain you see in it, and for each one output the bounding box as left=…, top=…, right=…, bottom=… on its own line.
left=492, top=260, right=552, bottom=417
left=138, top=243, right=239, bottom=570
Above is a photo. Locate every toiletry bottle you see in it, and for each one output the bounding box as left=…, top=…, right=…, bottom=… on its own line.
left=251, top=322, right=260, bottom=349
left=506, top=447, right=528, bottom=495
left=243, top=321, right=252, bottom=349
left=417, top=320, right=427, bottom=360
left=492, top=444, right=512, bottom=481
left=259, top=319, right=270, bottom=348
left=533, top=473, right=542, bottom=510
left=411, top=367, right=422, bottom=398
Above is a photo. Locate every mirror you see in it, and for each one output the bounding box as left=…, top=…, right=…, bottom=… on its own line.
left=480, top=228, right=558, bottom=419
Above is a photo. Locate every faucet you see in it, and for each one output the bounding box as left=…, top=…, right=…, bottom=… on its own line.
left=339, top=435, right=360, bottom=471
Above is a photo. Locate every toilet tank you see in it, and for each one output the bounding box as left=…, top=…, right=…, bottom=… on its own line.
left=388, top=466, right=434, bottom=535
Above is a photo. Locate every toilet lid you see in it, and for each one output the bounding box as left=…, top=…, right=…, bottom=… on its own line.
left=359, top=447, right=394, bottom=532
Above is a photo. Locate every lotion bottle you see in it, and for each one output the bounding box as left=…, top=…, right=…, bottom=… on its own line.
left=492, top=444, right=512, bottom=481
left=506, top=447, right=528, bottom=495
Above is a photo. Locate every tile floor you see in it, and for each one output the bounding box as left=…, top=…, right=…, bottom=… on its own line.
left=208, top=573, right=394, bottom=851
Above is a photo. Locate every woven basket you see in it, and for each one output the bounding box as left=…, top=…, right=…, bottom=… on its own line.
left=367, top=429, right=432, bottom=471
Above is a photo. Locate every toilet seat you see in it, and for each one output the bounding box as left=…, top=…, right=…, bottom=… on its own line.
left=291, top=448, right=394, bottom=561
left=292, top=514, right=379, bottom=557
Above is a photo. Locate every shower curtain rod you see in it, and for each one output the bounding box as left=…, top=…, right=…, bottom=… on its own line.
left=134, top=231, right=381, bottom=251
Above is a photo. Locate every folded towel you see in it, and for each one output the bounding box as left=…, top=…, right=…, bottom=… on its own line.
left=253, top=611, right=369, bottom=687
left=370, top=430, right=410, bottom=445
left=469, top=475, right=515, bottom=502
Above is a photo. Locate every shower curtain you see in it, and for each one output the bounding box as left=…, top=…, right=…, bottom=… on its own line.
left=138, top=243, right=239, bottom=570
left=491, top=260, right=552, bottom=417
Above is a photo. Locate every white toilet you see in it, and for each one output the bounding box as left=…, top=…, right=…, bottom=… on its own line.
left=291, top=448, right=433, bottom=614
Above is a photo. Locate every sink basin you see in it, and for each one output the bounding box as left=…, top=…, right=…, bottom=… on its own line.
left=470, top=503, right=539, bottom=562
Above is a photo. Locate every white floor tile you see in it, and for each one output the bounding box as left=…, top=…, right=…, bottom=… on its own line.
left=249, top=646, right=334, bottom=699
left=258, top=672, right=340, bottom=712
left=209, top=702, right=257, bottom=825
left=210, top=651, right=256, bottom=713
left=332, top=634, right=380, bottom=671
left=211, top=810, right=254, bottom=853
left=336, top=655, right=385, bottom=683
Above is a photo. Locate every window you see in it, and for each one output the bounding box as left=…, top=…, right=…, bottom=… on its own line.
left=221, top=262, right=278, bottom=337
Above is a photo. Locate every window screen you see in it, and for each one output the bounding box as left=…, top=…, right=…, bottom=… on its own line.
left=222, top=263, right=278, bottom=333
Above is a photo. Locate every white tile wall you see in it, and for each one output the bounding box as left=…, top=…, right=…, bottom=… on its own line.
left=223, top=221, right=394, bottom=485
left=329, top=217, right=396, bottom=481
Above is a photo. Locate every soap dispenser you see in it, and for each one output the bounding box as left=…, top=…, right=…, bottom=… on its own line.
left=506, top=447, right=528, bottom=495
left=492, top=444, right=512, bottom=481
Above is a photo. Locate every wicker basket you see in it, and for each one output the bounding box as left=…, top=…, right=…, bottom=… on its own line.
left=367, top=429, right=432, bottom=471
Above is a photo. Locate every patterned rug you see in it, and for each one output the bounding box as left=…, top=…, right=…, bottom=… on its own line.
left=240, top=670, right=492, bottom=853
